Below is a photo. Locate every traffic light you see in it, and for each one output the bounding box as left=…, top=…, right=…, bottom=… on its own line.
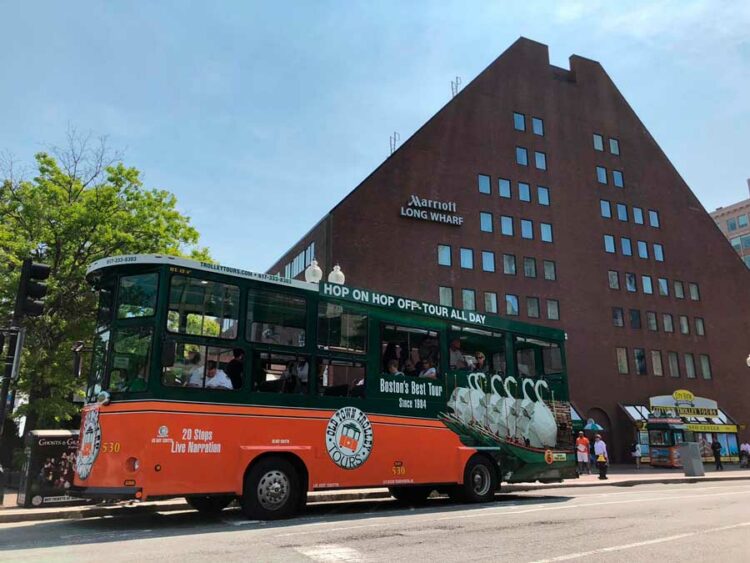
left=13, top=258, right=51, bottom=320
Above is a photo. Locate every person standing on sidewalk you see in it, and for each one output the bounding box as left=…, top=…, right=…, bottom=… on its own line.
left=740, top=441, right=750, bottom=468
left=576, top=431, right=591, bottom=475
left=631, top=441, right=642, bottom=470
left=594, top=434, right=609, bottom=480
left=711, top=439, right=724, bottom=471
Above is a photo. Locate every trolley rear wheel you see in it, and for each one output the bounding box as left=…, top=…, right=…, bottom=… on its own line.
left=449, top=455, right=498, bottom=504
left=241, top=457, right=302, bottom=520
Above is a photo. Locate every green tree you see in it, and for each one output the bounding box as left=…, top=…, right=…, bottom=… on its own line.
left=0, top=132, right=211, bottom=432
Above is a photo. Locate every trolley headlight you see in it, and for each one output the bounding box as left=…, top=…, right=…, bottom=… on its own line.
left=125, top=457, right=140, bottom=472
left=96, top=390, right=111, bottom=405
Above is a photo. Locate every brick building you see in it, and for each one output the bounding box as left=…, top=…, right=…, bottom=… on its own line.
left=710, top=180, right=750, bottom=268
left=269, top=38, right=750, bottom=461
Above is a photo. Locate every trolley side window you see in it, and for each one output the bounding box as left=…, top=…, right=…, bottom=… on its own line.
left=317, top=358, right=366, bottom=398
left=448, top=326, right=506, bottom=374
left=514, top=337, right=563, bottom=378
left=381, top=324, right=440, bottom=378
left=247, top=288, right=307, bottom=348
left=317, top=301, right=367, bottom=354
left=167, top=275, right=240, bottom=339
left=117, top=273, right=158, bottom=319
left=162, top=343, right=238, bottom=391
left=108, top=326, right=153, bottom=392
left=252, top=351, right=310, bottom=394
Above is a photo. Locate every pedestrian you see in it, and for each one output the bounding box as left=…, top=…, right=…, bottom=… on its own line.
left=594, top=434, right=609, bottom=480
left=631, top=441, right=642, bottom=470
left=575, top=431, right=591, bottom=475
left=740, top=441, right=750, bottom=468
left=711, top=439, right=723, bottom=471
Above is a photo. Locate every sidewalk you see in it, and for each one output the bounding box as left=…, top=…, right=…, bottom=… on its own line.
left=2, top=464, right=748, bottom=524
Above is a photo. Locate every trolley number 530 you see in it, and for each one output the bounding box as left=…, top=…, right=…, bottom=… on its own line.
left=101, top=442, right=121, bottom=453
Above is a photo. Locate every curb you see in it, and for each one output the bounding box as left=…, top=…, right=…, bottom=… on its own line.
left=1, top=475, right=748, bottom=524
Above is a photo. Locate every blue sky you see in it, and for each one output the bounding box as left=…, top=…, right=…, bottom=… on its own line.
left=2, top=1, right=749, bottom=271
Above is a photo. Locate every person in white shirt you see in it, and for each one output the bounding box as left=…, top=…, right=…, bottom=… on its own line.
left=594, top=434, right=609, bottom=480
left=740, top=441, right=750, bottom=467
left=631, top=441, right=642, bottom=470
left=419, top=358, right=437, bottom=379
left=204, top=361, right=233, bottom=390
left=449, top=339, right=467, bottom=370
left=185, top=350, right=205, bottom=388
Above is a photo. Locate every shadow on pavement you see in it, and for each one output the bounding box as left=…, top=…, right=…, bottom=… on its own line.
left=0, top=493, right=572, bottom=552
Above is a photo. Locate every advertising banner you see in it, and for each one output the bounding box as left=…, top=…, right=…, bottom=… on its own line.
left=16, top=430, right=91, bottom=508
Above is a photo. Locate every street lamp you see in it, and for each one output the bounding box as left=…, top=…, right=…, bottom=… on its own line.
left=304, top=260, right=323, bottom=283
left=327, top=265, right=345, bottom=284
left=746, top=354, right=750, bottom=368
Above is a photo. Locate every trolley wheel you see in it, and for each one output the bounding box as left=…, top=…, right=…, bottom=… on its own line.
left=185, top=495, right=235, bottom=513
left=449, top=455, right=498, bottom=504
left=241, top=457, right=302, bottom=520
left=388, top=485, right=433, bottom=505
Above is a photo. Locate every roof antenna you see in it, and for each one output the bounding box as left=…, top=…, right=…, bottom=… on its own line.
left=389, top=132, right=400, bottom=155
left=451, top=76, right=462, bottom=98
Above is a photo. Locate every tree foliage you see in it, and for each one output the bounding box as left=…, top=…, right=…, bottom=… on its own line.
left=0, top=131, right=210, bottom=431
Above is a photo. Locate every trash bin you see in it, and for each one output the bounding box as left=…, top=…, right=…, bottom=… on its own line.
left=676, top=442, right=705, bottom=477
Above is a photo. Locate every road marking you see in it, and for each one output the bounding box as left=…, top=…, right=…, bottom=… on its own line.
left=528, top=521, right=750, bottom=562
left=275, top=486, right=750, bottom=537
left=296, top=544, right=364, bottom=562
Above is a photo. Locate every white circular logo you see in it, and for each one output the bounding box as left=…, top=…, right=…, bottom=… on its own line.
left=325, top=407, right=373, bottom=470
left=76, top=407, right=102, bottom=481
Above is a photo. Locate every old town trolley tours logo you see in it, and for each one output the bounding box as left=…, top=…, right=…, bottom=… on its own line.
left=76, top=408, right=102, bottom=480
left=325, top=407, right=374, bottom=469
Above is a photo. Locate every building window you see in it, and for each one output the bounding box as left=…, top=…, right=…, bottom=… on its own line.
left=695, top=317, right=705, bottom=336
left=732, top=237, right=742, bottom=252
left=663, top=313, right=674, bottom=333
left=653, top=243, right=664, bottom=262
left=625, top=272, right=637, bottom=292
left=744, top=255, right=750, bottom=268
left=642, top=275, right=653, bottom=294
left=600, top=200, right=612, bottom=218
left=480, top=212, right=493, bottom=232
left=612, top=307, right=624, bottom=327
left=478, top=174, right=491, bottom=194
left=516, top=147, right=528, bottom=166
left=462, top=289, right=476, bottom=311
left=503, top=254, right=517, bottom=275
left=637, top=241, right=649, bottom=259
left=460, top=248, right=474, bottom=269
left=501, top=216, right=514, bottom=236
left=546, top=299, right=560, bottom=320
left=700, top=355, right=712, bottom=379
left=685, top=353, right=696, bottom=378
left=679, top=315, right=690, bottom=335
left=437, top=244, right=451, bottom=266
left=727, top=217, right=737, bottom=231
left=540, top=223, right=553, bottom=243
left=668, top=352, right=680, bottom=378
left=630, top=309, right=642, bottom=329
left=484, top=292, right=498, bottom=314
left=532, top=117, right=544, bottom=136
left=646, top=311, right=658, bottom=331
left=652, top=350, right=663, bottom=376
left=518, top=182, right=531, bottom=202
left=739, top=214, right=749, bottom=228
left=499, top=178, right=511, bottom=198
left=621, top=237, right=632, bottom=256
left=535, top=151, right=547, bottom=170
left=616, top=347, right=629, bottom=374
left=604, top=235, right=616, bottom=253
left=521, top=219, right=534, bottom=239
left=674, top=281, right=685, bottom=299
left=513, top=112, right=526, bottom=131
left=524, top=257, right=537, bottom=278
left=633, top=207, right=644, bottom=224
left=593, top=134, right=604, bottom=151
left=634, top=348, right=647, bottom=375
left=612, top=170, right=624, bottom=188
left=649, top=210, right=660, bottom=228
left=608, top=270, right=620, bottom=290
left=439, top=286, right=453, bottom=307
left=538, top=186, right=550, bottom=206
left=543, top=260, right=557, bottom=281
left=609, top=138, right=620, bottom=155
left=482, top=251, right=495, bottom=272
left=616, top=203, right=628, bottom=222
left=506, top=294, right=519, bottom=316
left=689, top=283, right=700, bottom=301
left=596, top=166, right=607, bottom=184
left=527, top=297, right=540, bottom=318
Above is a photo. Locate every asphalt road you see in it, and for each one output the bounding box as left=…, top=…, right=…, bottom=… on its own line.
left=1, top=480, right=749, bottom=562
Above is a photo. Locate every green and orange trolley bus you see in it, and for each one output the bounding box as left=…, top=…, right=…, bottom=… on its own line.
left=72, top=255, right=577, bottom=519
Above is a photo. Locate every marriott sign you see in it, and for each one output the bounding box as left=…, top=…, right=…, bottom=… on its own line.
left=399, top=195, right=464, bottom=226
